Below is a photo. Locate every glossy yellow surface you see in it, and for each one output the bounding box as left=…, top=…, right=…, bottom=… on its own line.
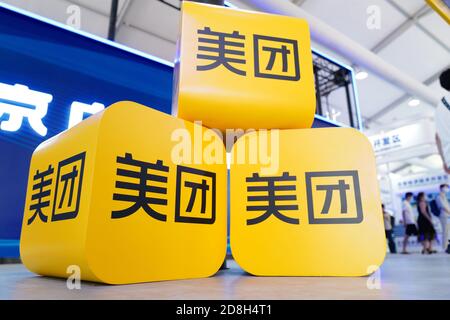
left=230, top=128, right=386, bottom=276
left=174, top=2, right=316, bottom=130
left=21, top=102, right=227, bottom=284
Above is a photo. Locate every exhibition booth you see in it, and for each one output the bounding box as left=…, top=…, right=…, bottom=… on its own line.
left=0, top=0, right=449, bottom=303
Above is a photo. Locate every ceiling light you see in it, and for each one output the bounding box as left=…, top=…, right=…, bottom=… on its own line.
left=408, top=99, right=420, bottom=107
left=355, top=71, right=368, bottom=80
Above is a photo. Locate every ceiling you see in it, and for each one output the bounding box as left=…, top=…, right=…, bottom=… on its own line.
left=1, top=0, right=449, bottom=176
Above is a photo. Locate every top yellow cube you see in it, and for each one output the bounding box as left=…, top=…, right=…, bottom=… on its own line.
left=174, top=2, right=316, bottom=130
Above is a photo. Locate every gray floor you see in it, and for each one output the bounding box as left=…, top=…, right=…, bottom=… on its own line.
left=1, top=254, right=450, bottom=300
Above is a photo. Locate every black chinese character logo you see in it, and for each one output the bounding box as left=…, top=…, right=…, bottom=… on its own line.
left=52, top=152, right=86, bottom=221
left=253, top=35, right=300, bottom=81
left=112, top=153, right=169, bottom=221
left=305, top=171, right=363, bottom=224
left=28, top=165, right=54, bottom=225
left=175, top=165, right=216, bottom=224
left=316, top=179, right=350, bottom=214
left=196, top=27, right=246, bottom=76
left=246, top=172, right=299, bottom=225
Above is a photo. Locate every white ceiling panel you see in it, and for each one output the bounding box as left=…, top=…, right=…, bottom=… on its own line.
left=301, top=0, right=405, bottom=49
left=2, top=0, right=68, bottom=16
left=122, top=0, right=180, bottom=44
left=419, top=11, right=450, bottom=50
left=377, top=25, right=449, bottom=82
left=73, top=5, right=109, bottom=38
left=2, top=0, right=109, bottom=38
left=70, top=0, right=126, bottom=16
left=389, top=0, right=427, bottom=16
left=116, top=24, right=176, bottom=62
left=4, top=0, right=79, bottom=24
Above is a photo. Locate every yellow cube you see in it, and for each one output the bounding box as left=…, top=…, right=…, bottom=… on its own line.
left=20, top=102, right=227, bottom=284
left=230, top=128, right=386, bottom=276
left=174, top=2, right=316, bottom=130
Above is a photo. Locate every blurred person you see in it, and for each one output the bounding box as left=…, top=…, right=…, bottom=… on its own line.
left=383, top=204, right=397, bottom=253
left=435, top=68, right=450, bottom=175
left=436, top=184, right=450, bottom=252
left=417, top=192, right=436, bottom=254
left=402, top=192, right=418, bottom=254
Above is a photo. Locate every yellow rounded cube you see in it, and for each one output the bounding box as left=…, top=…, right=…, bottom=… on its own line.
left=20, top=102, right=227, bottom=284
left=174, top=2, right=316, bottom=130
left=230, top=128, right=386, bottom=276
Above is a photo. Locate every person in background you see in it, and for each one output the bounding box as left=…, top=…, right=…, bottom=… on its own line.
left=417, top=192, right=436, bottom=254
left=402, top=192, right=418, bottom=254
left=436, top=184, right=450, bottom=252
left=435, top=69, right=450, bottom=175
left=383, top=204, right=397, bottom=254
